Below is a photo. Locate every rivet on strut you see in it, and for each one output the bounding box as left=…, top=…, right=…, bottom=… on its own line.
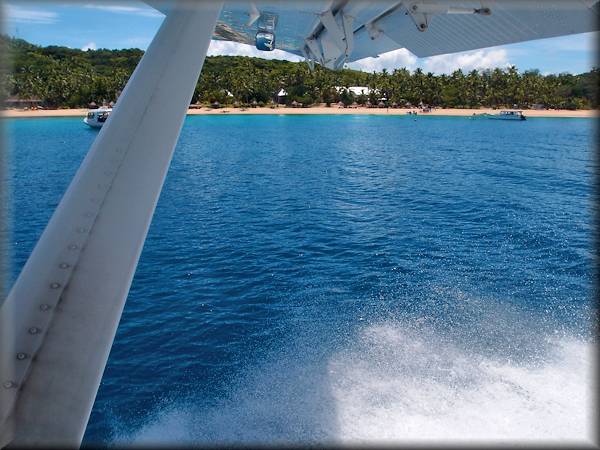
left=50, top=282, right=61, bottom=289
left=28, top=327, right=41, bottom=335
left=40, top=304, right=52, bottom=311
left=16, top=353, right=28, bottom=361
left=3, top=381, right=17, bottom=389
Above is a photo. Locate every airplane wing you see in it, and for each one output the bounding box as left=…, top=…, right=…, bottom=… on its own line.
left=149, top=0, right=600, bottom=68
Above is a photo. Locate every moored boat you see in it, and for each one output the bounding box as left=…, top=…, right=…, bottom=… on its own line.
left=84, top=107, right=112, bottom=128
left=477, top=110, right=526, bottom=120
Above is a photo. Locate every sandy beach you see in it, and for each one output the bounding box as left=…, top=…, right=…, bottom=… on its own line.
left=1, top=106, right=597, bottom=119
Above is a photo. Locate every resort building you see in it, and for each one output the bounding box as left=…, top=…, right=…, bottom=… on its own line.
left=335, top=86, right=371, bottom=97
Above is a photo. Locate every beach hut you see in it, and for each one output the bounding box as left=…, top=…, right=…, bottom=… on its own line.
left=211, top=101, right=220, bottom=109
left=391, top=102, right=398, bottom=108
left=251, top=99, right=258, bottom=108
left=378, top=101, right=385, bottom=108
left=337, top=101, right=344, bottom=108
left=365, top=101, right=372, bottom=108
left=88, top=101, right=98, bottom=109
left=351, top=101, right=358, bottom=109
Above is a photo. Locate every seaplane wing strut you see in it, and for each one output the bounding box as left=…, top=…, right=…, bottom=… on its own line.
left=0, top=1, right=223, bottom=446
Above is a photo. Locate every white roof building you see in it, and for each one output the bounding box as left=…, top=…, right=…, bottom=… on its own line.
left=335, top=86, right=371, bottom=96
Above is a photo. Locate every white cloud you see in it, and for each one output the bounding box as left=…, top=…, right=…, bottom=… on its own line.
left=346, top=47, right=510, bottom=74
left=83, top=4, right=162, bottom=18
left=421, top=48, right=511, bottom=74
left=114, top=37, right=306, bottom=55
left=3, top=4, right=58, bottom=24
left=81, top=41, right=97, bottom=51
left=207, top=40, right=302, bottom=62
left=347, top=48, right=417, bottom=72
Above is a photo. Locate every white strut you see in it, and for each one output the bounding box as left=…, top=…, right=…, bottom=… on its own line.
left=0, top=1, right=223, bottom=446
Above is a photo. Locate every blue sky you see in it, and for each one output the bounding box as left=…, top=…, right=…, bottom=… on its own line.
left=2, top=1, right=598, bottom=74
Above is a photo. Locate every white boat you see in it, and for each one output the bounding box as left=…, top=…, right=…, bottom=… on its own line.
left=484, top=110, right=526, bottom=120
left=83, top=108, right=112, bottom=128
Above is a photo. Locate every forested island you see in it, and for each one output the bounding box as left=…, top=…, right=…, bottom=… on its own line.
left=1, top=36, right=598, bottom=110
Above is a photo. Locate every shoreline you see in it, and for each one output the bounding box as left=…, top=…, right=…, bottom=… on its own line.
left=1, top=107, right=597, bottom=119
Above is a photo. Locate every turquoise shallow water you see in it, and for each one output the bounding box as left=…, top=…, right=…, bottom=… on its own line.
left=5, top=114, right=597, bottom=444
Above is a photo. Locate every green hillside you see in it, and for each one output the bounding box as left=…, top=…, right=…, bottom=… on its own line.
left=1, top=35, right=597, bottom=109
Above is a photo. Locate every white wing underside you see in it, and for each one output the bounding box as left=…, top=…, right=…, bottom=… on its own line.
left=149, top=0, right=599, bottom=68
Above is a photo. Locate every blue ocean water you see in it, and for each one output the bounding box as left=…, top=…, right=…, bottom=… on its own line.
left=4, top=114, right=597, bottom=444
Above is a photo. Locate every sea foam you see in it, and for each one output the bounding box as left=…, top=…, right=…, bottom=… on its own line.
left=116, top=316, right=595, bottom=446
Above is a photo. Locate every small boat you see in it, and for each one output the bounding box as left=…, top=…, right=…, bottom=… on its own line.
left=481, top=110, right=526, bottom=120
left=84, top=108, right=112, bottom=128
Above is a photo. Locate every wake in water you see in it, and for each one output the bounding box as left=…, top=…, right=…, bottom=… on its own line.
left=114, top=287, right=596, bottom=446
left=329, top=324, right=593, bottom=443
